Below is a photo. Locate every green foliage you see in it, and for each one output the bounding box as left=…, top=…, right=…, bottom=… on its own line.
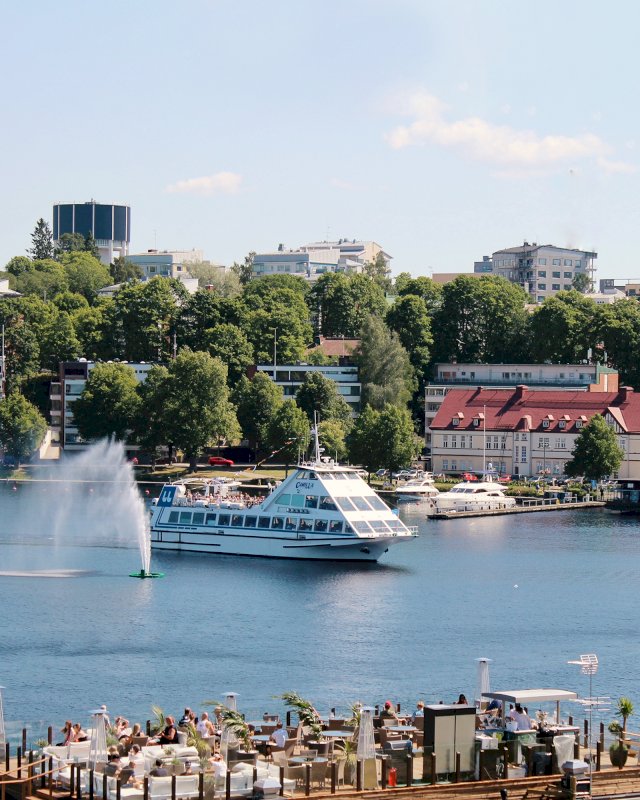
left=565, top=414, right=623, bottom=481
left=266, top=400, right=310, bottom=462
left=308, top=273, right=386, bottom=338
left=52, top=291, right=89, bottom=313
left=73, top=363, right=142, bottom=442
left=230, top=251, right=255, bottom=285
left=21, top=371, right=56, bottom=417
left=232, top=373, right=284, bottom=453
left=393, top=272, right=413, bottom=295
left=201, top=323, right=253, bottom=386
left=243, top=273, right=308, bottom=301
left=433, top=275, right=529, bottom=363
left=279, top=692, right=324, bottom=741
left=15, top=259, right=68, bottom=298
left=0, top=299, right=43, bottom=389
left=187, top=262, right=242, bottom=296
left=110, top=255, right=143, bottom=284
left=0, top=393, right=47, bottom=464
left=363, top=252, right=391, bottom=292
left=295, top=371, right=352, bottom=429
left=397, top=276, right=443, bottom=313
left=58, top=251, right=112, bottom=301
left=71, top=302, right=112, bottom=360
left=29, top=218, right=54, bottom=261
left=150, top=705, right=167, bottom=735
left=133, top=365, right=171, bottom=454
left=318, top=419, right=348, bottom=461
left=610, top=697, right=634, bottom=735
left=239, top=286, right=313, bottom=363
left=572, top=272, right=592, bottom=293
left=6, top=256, right=34, bottom=277
left=55, top=232, right=87, bottom=255
left=84, top=231, right=100, bottom=260
left=39, top=310, right=82, bottom=370
left=356, top=314, right=414, bottom=409
left=176, top=290, right=239, bottom=351
left=215, top=706, right=254, bottom=753
left=599, top=300, right=640, bottom=389
left=386, top=294, right=433, bottom=381
left=304, top=349, right=337, bottom=366
left=528, top=292, right=599, bottom=363
left=348, top=403, right=416, bottom=472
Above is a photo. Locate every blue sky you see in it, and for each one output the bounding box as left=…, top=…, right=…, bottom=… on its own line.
left=1, top=0, right=639, bottom=280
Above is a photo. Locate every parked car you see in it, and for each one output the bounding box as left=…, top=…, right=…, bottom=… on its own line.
left=375, top=469, right=389, bottom=478
left=209, top=456, right=235, bottom=466
left=355, top=469, right=369, bottom=479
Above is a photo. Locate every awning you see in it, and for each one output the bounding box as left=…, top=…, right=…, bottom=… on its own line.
left=482, top=689, right=577, bottom=704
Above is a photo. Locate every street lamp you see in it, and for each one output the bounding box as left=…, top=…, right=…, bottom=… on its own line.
left=568, top=654, right=600, bottom=797
left=271, top=328, right=277, bottom=380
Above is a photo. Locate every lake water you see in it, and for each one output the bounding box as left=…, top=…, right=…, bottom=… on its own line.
left=1, top=483, right=639, bottom=741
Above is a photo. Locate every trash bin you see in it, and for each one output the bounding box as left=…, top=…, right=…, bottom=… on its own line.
left=532, top=751, right=552, bottom=776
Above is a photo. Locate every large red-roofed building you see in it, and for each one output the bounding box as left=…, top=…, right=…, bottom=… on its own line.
left=430, top=384, right=640, bottom=479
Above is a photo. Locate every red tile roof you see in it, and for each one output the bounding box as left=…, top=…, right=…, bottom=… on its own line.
left=431, top=386, right=640, bottom=433
left=308, top=337, right=360, bottom=357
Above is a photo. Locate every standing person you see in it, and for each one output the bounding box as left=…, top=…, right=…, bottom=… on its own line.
left=508, top=703, right=531, bottom=730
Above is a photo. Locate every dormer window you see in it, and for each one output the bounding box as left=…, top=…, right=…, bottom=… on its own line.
left=576, top=420, right=583, bottom=429
left=473, top=418, right=480, bottom=427
left=559, top=420, right=566, bottom=429
left=542, top=419, right=550, bottom=428
left=452, top=418, right=460, bottom=426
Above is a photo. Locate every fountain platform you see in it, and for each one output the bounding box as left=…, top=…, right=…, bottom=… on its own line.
left=129, top=570, right=164, bottom=579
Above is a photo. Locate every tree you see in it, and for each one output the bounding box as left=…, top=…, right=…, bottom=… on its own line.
left=29, top=218, right=54, bottom=261
left=159, top=350, right=240, bottom=469
left=133, top=365, right=172, bottom=456
left=386, top=295, right=433, bottom=381
left=186, top=262, right=242, bottom=296
left=6, top=256, right=34, bottom=277
left=58, top=251, right=112, bottom=301
left=528, top=291, right=599, bottom=363
left=356, top=314, right=414, bottom=409
left=308, top=273, right=387, bottom=338
left=0, top=393, right=47, bottom=465
left=295, top=371, right=352, bottom=429
left=232, top=373, right=283, bottom=454
left=39, top=310, right=82, bottom=370
left=176, top=290, right=239, bottom=351
left=230, top=251, right=255, bottom=285
left=363, top=252, right=391, bottom=292
left=73, top=363, right=142, bottom=442
left=52, top=291, right=89, bottom=314
left=71, top=301, right=113, bottom=361
left=0, top=299, right=43, bottom=390
left=83, top=231, right=100, bottom=260
left=110, top=255, right=143, bottom=284
left=55, top=232, right=87, bottom=255
left=598, top=300, right=640, bottom=389
left=266, top=399, right=310, bottom=464
left=397, top=276, right=443, bottom=313
left=318, top=419, right=348, bottom=462
left=572, top=272, right=592, bottom=293
left=565, top=414, right=623, bottom=481
left=239, top=288, right=313, bottom=363
left=394, top=272, right=413, bottom=294
left=432, top=275, right=529, bottom=364
left=202, top=323, right=254, bottom=386
left=347, top=403, right=416, bottom=473
left=15, top=259, right=68, bottom=299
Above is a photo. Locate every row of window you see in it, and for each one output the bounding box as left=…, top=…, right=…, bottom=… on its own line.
left=441, top=460, right=507, bottom=472
left=273, top=492, right=388, bottom=513
left=494, top=257, right=582, bottom=268
left=163, top=509, right=404, bottom=535
left=538, top=271, right=573, bottom=279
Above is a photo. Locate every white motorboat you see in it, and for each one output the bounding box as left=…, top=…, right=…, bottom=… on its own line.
left=150, top=443, right=418, bottom=562
left=394, top=474, right=440, bottom=502
left=433, top=473, right=516, bottom=513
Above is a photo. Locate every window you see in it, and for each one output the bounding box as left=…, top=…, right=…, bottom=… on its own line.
left=367, top=495, right=388, bottom=511
left=168, top=511, right=179, bottom=523
left=451, top=436, right=457, bottom=449
left=560, top=439, right=566, bottom=449
left=553, top=258, right=560, bottom=265
left=538, top=283, right=547, bottom=290
left=329, top=520, right=343, bottom=533
left=258, top=516, right=270, bottom=528
left=288, top=494, right=304, bottom=508
left=564, top=285, right=572, bottom=291
left=335, top=496, right=356, bottom=512
left=319, top=496, right=337, bottom=511
left=542, top=420, right=549, bottom=428
left=539, top=270, right=547, bottom=277
left=452, top=417, right=459, bottom=426
left=443, top=436, right=448, bottom=448
left=537, top=296, right=545, bottom=302
left=304, top=495, right=318, bottom=509
left=298, top=518, right=312, bottom=531
left=460, top=435, right=466, bottom=449
left=179, top=511, right=192, bottom=524
left=515, top=446, right=519, bottom=460
left=552, top=284, right=560, bottom=291
left=314, top=519, right=328, bottom=532
left=552, top=271, right=561, bottom=278
left=244, top=516, right=256, bottom=528
left=353, top=521, right=372, bottom=534
left=575, top=260, right=582, bottom=267
left=451, top=460, right=457, bottom=470
left=231, top=514, right=243, bottom=527
left=564, top=259, right=572, bottom=266
left=521, top=446, right=527, bottom=462
left=576, top=420, right=583, bottom=429
left=539, top=258, right=547, bottom=266
left=442, top=460, right=448, bottom=470
left=284, top=517, right=297, bottom=530
left=275, top=493, right=290, bottom=506
left=206, top=513, right=217, bottom=526
left=559, top=420, right=566, bottom=429
left=218, top=513, right=230, bottom=526
left=351, top=496, right=373, bottom=511
left=271, top=517, right=284, bottom=529
left=555, top=438, right=562, bottom=449
left=192, top=512, right=204, bottom=525
left=564, top=271, right=572, bottom=279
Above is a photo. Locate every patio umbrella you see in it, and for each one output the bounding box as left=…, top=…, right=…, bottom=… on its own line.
left=357, top=707, right=378, bottom=790
left=88, top=708, right=108, bottom=767
left=475, top=658, right=492, bottom=707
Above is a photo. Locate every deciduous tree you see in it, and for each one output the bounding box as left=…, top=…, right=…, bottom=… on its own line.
left=565, top=414, right=623, bottom=481
left=528, top=291, right=599, bottom=364
left=266, top=399, right=310, bottom=464
left=230, top=251, right=255, bottom=285
left=308, top=273, right=386, bottom=338
left=386, top=294, right=433, bottom=381
left=295, top=371, right=352, bottom=429
left=110, top=255, right=143, bottom=284
left=347, top=403, right=416, bottom=473
left=202, top=323, right=254, bottom=386
left=232, top=373, right=283, bottom=455
left=0, top=393, right=47, bottom=465
left=356, top=315, right=414, bottom=409
left=73, top=363, right=142, bottom=442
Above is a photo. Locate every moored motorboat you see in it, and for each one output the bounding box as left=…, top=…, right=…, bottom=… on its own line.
left=432, top=473, right=515, bottom=514
left=394, top=473, right=440, bottom=502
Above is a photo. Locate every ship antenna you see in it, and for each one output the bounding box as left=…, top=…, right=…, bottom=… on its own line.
left=313, top=411, right=321, bottom=463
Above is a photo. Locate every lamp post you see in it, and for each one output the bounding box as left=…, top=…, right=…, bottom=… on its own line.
left=272, top=328, right=277, bottom=380
left=568, top=654, right=598, bottom=797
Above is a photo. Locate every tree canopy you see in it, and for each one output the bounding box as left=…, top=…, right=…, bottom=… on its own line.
left=348, top=403, right=416, bottom=472
left=565, top=414, right=623, bottom=480
left=308, top=273, right=387, bottom=338
left=73, top=363, right=141, bottom=442
left=0, top=393, right=47, bottom=464
left=356, top=314, right=414, bottom=409
left=232, top=372, right=283, bottom=454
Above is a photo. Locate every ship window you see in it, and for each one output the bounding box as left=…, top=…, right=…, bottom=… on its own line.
left=258, top=516, right=271, bottom=528
left=322, top=472, right=334, bottom=480
left=387, top=519, right=404, bottom=532
left=307, top=472, right=318, bottom=481
left=305, top=495, right=318, bottom=509
left=314, top=519, right=328, bottom=532
left=271, top=517, right=284, bottom=529
left=289, top=494, right=304, bottom=507
left=192, top=512, right=205, bottom=525
left=206, top=513, right=217, bottom=525
left=352, top=496, right=373, bottom=511
left=369, top=520, right=389, bottom=532
left=353, top=520, right=373, bottom=533
left=335, top=496, right=357, bottom=511
left=179, top=512, right=192, bottom=524
left=333, top=472, right=348, bottom=480
left=231, top=514, right=244, bottom=527
left=346, top=472, right=360, bottom=480
left=168, top=511, right=179, bottom=523
left=275, top=493, right=290, bottom=506
left=218, top=514, right=230, bottom=526
left=285, top=517, right=297, bottom=530
left=298, top=519, right=313, bottom=531
left=366, top=495, right=387, bottom=511
left=244, top=516, right=256, bottom=528
left=319, top=496, right=337, bottom=511
left=344, top=523, right=356, bottom=534
left=329, top=520, right=343, bottom=533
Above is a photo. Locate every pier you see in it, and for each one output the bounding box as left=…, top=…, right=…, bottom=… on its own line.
left=427, top=500, right=605, bottom=520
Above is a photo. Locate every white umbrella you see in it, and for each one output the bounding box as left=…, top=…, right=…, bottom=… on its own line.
left=88, top=708, right=108, bottom=767
left=475, top=658, right=492, bottom=707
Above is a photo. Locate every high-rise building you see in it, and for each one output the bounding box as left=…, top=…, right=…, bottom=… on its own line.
left=53, top=200, right=131, bottom=265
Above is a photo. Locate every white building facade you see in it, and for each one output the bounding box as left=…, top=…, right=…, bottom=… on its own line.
left=254, top=363, right=361, bottom=415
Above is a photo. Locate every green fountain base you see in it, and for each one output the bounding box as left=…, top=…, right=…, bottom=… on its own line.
left=129, top=570, right=164, bottom=579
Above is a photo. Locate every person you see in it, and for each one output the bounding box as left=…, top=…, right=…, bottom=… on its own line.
left=183, top=762, right=193, bottom=775
left=411, top=701, right=425, bottom=723
left=197, top=712, right=215, bottom=737
left=99, top=705, right=111, bottom=729
left=380, top=701, right=399, bottom=720
left=128, top=745, right=144, bottom=774
left=158, top=716, right=178, bottom=745
left=58, top=721, right=73, bottom=746
left=116, top=718, right=132, bottom=740
left=209, top=753, right=227, bottom=780
left=456, top=694, right=468, bottom=705
left=270, top=722, right=288, bottom=749
left=508, top=703, right=531, bottom=730
left=179, top=708, right=192, bottom=727
left=149, top=759, right=169, bottom=777
left=72, top=723, right=88, bottom=742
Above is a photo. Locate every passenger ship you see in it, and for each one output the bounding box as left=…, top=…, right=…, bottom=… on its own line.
left=150, top=456, right=418, bottom=562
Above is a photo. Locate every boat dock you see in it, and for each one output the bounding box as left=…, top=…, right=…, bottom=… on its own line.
left=428, top=500, right=605, bottom=520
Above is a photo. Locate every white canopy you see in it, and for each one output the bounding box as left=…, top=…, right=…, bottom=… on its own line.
left=482, top=689, right=577, bottom=704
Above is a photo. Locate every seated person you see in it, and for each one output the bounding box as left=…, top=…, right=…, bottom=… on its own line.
left=456, top=694, right=469, bottom=705
left=197, top=712, right=215, bottom=737
left=158, top=716, right=178, bottom=745
left=411, top=701, right=425, bottom=723
left=209, top=753, right=227, bottom=780
left=508, top=703, right=531, bottom=730
left=380, top=701, right=399, bottom=720
left=178, top=708, right=192, bottom=727
left=149, top=759, right=169, bottom=777
left=127, top=745, right=145, bottom=775
left=270, top=722, right=288, bottom=749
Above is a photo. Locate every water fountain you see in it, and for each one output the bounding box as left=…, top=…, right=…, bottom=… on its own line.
left=45, top=439, right=163, bottom=578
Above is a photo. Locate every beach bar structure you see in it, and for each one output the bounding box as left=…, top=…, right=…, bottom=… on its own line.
left=482, top=688, right=578, bottom=725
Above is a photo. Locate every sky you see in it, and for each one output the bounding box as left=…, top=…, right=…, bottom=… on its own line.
left=1, top=0, right=639, bottom=281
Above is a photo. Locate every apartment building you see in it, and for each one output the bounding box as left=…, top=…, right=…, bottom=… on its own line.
left=430, top=384, right=639, bottom=479
left=253, top=363, right=361, bottom=415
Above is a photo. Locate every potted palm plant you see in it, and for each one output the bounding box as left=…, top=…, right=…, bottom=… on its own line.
left=280, top=692, right=326, bottom=751
left=609, top=697, right=634, bottom=768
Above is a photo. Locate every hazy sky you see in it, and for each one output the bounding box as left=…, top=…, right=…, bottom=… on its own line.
left=2, top=0, right=639, bottom=280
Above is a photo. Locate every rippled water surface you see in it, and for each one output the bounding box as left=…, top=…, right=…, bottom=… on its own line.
left=1, top=484, right=639, bottom=737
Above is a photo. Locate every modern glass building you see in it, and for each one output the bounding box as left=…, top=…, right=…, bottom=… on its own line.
left=52, top=200, right=130, bottom=264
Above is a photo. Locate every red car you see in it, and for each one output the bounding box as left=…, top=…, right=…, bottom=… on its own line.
left=208, top=456, right=234, bottom=466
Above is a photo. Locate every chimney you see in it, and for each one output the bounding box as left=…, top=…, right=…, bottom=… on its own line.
left=514, top=384, right=528, bottom=401
left=617, top=386, right=633, bottom=403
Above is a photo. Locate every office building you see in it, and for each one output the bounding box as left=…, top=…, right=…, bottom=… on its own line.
left=252, top=363, right=361, bottom=415
left=53, top=200, right=130, bottom=265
